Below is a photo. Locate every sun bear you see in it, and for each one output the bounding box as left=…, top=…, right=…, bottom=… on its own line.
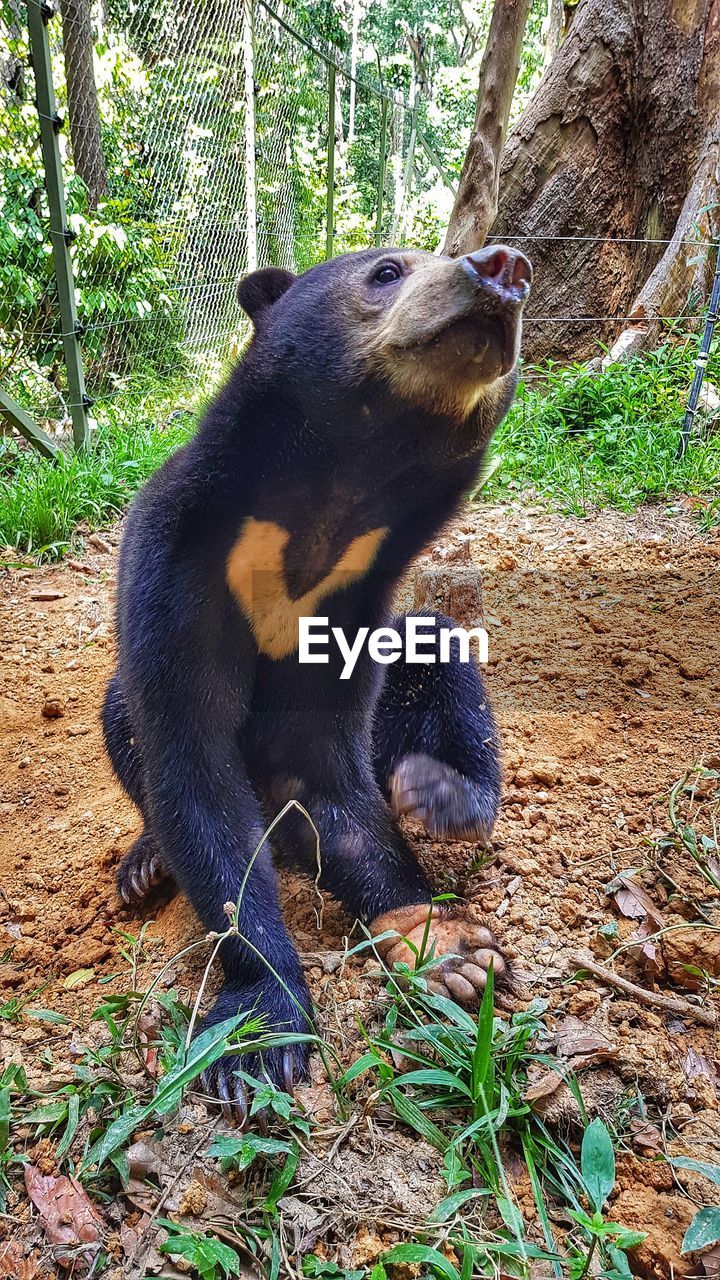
left=102, top=243, right=532, bottom=1122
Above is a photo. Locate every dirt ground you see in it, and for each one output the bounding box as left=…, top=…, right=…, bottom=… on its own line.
left=2, top=498, right=720, bottom=1278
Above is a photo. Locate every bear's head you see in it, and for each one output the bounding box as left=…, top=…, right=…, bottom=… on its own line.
left=236, top=246, right=531, bottom=427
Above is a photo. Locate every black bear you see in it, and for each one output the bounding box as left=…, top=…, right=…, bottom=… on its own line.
left=102, top=243, right=531, bottom=1122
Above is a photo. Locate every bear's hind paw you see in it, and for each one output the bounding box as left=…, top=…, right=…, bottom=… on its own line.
left=390, top=753, right=497, bottom=842
left=370, top=902, right=509, bottom=1008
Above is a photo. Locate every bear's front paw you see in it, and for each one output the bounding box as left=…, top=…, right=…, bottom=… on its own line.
left=390, top=753, right=498, bottom=841
left=370, top=902, right=507, bottom=1007
left=197, top=981, right=313, bottom=1127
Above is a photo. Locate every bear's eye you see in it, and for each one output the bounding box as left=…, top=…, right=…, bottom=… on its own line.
left=373, top=263, right=402, bottom=285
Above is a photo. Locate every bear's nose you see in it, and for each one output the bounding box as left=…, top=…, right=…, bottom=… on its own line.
left=461, top=245, right=532, bottom=303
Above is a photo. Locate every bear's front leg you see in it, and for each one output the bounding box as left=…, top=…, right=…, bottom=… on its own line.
left=314, top=788, right=509, bottom=1008
left=126, top=660, right=313, bottom=1124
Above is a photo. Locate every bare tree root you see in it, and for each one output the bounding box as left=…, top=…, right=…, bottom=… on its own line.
left=603, top=132, right=720, bottom=366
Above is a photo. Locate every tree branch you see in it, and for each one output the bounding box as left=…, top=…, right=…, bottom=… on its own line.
left=443, top=0, right=533, bottom=257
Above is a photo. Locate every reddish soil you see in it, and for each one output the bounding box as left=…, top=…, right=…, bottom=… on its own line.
left=1, top=499, right=719, bottom=1278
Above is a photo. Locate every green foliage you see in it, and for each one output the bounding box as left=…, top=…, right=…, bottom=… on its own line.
left=655, top=768, right=720, bottom=893
left=0, top=1074, right=29, bottom=1212
left=159, top=1221, right=243, bottom=1280
left=682, top=1207, right=720, bottom=1255
left=339, top=923, right=653, bottom=1278
left=486, top=341, right=720, bottom=514
left=580, top=1119, right=615, bottom=1213
left=668, top=1158, right=720, bottom=1258
left=0, top=389, right=195, bottom=557
left=0, top=16, right=186, bottom=413
left=562, top=1120, right=645, bottom=1279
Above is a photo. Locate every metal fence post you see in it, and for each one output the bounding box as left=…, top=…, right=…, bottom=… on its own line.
left=374, top=95, right=388, bottom=247
left=243, top=0, right=257, bottom=272
left=27, top=0, right=89, bottom=451
left=0, top=387, right=61, bottom=460
left=679, top=248, right=720, bottom=455
left=325, top=63, right=336, bottom=260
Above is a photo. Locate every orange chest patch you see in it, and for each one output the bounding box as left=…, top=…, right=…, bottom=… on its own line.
left=226, top=518, right=388, bottom=659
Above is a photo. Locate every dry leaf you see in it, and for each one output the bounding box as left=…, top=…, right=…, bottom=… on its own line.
left=30, top=589, right=65, bottom=602
left=137, top=1005, right=161, bottom=1076
left=626, top=918, right=662, bottom=975
left=524, top=1064, right=567, bottom=1102
left=0, top=1241, right=41, bottom=1280
left=684, top=1047, right=715, bottom=1079
left=630, top=1117, right=664, bottom=1154
left=24, top=1166, right=103, bottom=1268
left=611, top=874, right=665, bottom=928
left=701, top=1245, right=720, bottom=1278
left=555, top=1015, right=616, bottom=1059
left=126, top=1140, right=164, bottom=1181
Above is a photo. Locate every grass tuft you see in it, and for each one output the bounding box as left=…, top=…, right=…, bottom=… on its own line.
left=484, top=339, right=720, bottom=518
left=0, top=384, right=197, bottom=558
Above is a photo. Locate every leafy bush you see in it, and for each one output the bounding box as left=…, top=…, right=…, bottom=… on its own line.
left=486, top=340, right=720, bottom=514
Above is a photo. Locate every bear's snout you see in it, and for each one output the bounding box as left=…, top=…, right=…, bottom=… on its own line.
left=461, top=245, right=532, bottom=308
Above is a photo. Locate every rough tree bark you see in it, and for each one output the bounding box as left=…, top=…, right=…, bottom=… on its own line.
left=487, top=0, right=720, bottom=362
left=443, top=0, right=533, bottom=256
left=60, top=0, right=108, bottom=210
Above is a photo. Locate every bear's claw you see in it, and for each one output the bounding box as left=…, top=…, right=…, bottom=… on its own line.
left=201, top=1045, right=304, bottom=1128
left=116, top=834, right=171, bottom=906
left=370, top=902, right=507, bottom=1007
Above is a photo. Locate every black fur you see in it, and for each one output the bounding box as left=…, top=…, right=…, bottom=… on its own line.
left=103, top=248, right=523, bottom=1105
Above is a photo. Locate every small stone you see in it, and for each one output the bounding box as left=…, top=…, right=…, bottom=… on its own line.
left=577, top=768, right=602, bottom=785
left=42, top=697, right=65, bottom=719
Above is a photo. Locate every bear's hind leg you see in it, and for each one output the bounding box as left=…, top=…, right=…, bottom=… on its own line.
left=373, top=613, right=501, bottom=843
left=102, top=673, right=173, bottom=905
left=362, top=613, right=508, bottom=1004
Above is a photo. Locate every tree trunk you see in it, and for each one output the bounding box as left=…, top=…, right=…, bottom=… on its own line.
left=348, top=0, right=360, bottom=143
left=60, top=0, right=108, bottom=210
left=488, top=0, right=720, bottom=363
left=442, top=0, right=533, bottom=257
left=542, top=0, right=564, bottom=64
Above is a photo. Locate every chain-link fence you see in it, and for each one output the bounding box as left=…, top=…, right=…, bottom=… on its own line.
left=0, top=0, right=451, bottom=455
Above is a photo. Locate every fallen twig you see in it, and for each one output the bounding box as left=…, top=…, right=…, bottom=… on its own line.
left=568, top=949, right=717, bottom=1028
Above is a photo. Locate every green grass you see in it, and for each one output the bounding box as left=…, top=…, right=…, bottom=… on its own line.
left=0, top=382, right=198, bottom=558
left=4, top=882, right=720, bottom=1278
left=484, top=338, right=720, bottom=518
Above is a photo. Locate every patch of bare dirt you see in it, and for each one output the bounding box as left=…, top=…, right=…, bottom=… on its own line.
left=1, top=499, right=719, bottom=1275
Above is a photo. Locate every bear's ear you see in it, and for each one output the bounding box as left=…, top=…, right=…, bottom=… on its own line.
left=237, top=267, right=296, bottom=324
